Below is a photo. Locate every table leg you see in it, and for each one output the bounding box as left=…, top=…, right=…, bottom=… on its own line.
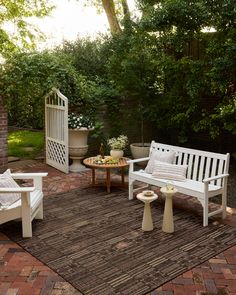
left=162, top=194, right=174, bottom=233
left=106, top=168, right=111, bottom=193
left=142, top=202, right=153, bottom=231
left=92, top=168, right=95, bottom=185
left=121, top=167, right=125, bottom=185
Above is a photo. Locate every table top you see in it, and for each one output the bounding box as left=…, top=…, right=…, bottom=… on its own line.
left=83, top=156, right=129, bottom=169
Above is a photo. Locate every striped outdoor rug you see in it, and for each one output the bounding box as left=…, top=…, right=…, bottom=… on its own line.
left=2, top=187, right=236, bottom=295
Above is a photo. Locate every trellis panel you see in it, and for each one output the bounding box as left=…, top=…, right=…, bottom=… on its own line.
left=45, top=88, right=68, bottom=173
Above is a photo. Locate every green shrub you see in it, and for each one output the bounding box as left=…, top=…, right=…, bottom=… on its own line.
left=58, top=36, right=108, bottom=78
left=0, top=51, right=80, bottom=128
left=0, top=50, right=107, bottom=129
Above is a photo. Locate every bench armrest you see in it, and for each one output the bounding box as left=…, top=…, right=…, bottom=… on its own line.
left=203, top=173, right=229, bottom=183
left=11, top=173, right=48, bottom=179
left=0, top=187, right=35, bottom=193
left=127, top=157, right=150, bottom=164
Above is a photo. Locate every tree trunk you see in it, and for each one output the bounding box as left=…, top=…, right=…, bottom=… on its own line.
left=101, top=0, right=122, bottom=34
left=121, top=0, right=130, bottom=20
left=0, top=97, right=8, bottom=172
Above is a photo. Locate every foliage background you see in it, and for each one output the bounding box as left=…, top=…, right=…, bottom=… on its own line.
left=1, top=0, right=235, bottom=156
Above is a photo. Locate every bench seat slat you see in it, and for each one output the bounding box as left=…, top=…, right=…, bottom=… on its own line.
left=132, top=171, right=222, bottom=198
left=217, top=159, right=224, bottom=186
left=211, top=158, right=218, bottom=185
left=177, top=152, right=183, bottom=165
left=192, top=155, right=199, bottom=180
left=198, top=156, right=205, bottom=182
left=183, top=153, right=188, bottom=165
left=187, top=154, right=194, bottom=179
left=205, top=157, right=211, bottom=180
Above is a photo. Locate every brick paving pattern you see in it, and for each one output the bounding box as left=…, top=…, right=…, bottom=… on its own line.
left=0, top=159, right=235, bottom=295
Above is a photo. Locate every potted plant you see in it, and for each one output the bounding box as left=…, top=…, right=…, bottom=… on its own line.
left=107, top=135, right=128, bottom=159
left=130, top=104, right=151, bottom=164
left=68, top=112, right=94, bottom=172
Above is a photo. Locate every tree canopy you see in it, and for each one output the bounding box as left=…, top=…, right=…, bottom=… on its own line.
left=0, top=0, right=53, bottom=58
left=136, top=0, right=236, bottom=139
left=1, top=0, right=235, bottom=154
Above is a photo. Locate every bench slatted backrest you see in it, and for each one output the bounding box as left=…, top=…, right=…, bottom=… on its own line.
left=150, top=141, right=230, bottom=186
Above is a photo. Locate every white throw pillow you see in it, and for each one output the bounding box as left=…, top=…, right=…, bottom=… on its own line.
left=152, top=161, right=187, bottom=181
left=0, top=169, right=20, bottom=208
left=145, top=150, right=175, bottom=174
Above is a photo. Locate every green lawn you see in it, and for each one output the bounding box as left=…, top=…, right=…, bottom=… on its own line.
left=8, top=130, right=44, bottom=158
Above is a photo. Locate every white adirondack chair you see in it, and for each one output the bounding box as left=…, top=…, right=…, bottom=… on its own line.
left=0, top=172, right=48, bottom=238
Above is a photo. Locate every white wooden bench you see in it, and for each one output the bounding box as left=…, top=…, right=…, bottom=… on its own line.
left=128, top=141, right=230, bottom=226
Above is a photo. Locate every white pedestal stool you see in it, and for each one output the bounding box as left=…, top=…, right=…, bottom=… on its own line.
left=137, top=192, right=158, bottom=231
left=161, top=186, right=178, bottom=233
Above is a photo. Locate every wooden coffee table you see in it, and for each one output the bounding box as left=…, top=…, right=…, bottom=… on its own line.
left=83, top=157, right=129, bottom=193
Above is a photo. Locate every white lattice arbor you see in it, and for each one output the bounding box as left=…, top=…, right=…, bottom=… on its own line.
left=45, top=88, right=69, bottom=173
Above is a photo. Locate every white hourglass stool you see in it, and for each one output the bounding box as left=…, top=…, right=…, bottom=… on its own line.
left=137, top=192, right=158, bottom=231
left=161, top=186, right=178, bottom=233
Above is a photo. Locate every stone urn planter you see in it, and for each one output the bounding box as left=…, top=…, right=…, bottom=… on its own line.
left=69, top=128, right=93, bottom=172
left=130, top=143, right=151, bottom=166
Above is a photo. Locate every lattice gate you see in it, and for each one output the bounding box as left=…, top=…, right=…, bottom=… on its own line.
left=45, top=88, right=69, bottom=173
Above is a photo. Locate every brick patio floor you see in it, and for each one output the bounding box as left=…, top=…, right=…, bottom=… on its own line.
left=1, top=159, right=236, bottom=295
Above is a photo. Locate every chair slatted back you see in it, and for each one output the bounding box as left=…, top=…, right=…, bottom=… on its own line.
left=149, top=141, right=230, bottom=186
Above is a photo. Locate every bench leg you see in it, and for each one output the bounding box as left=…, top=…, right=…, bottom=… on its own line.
left=222, top=192, right=227, bottom=219
left=129, top=179, right=134, bottom=200
left=22, top=210, right=32, bottom=238
left=203, top=199, right=208, bottom=227
left=21, top=192, right=33, bottom=238
left=35, top=201, right=43, bottom=220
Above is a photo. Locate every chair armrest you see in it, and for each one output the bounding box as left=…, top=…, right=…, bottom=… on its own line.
left=0, top=187, right=35, bottom=193
left=203, top=173, right=229, bottom=183
left=11, top=172, right=48, bottom=191
left=11, top=173, right=48, bottom=179
left=127, top=157, right=150, bottom=164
